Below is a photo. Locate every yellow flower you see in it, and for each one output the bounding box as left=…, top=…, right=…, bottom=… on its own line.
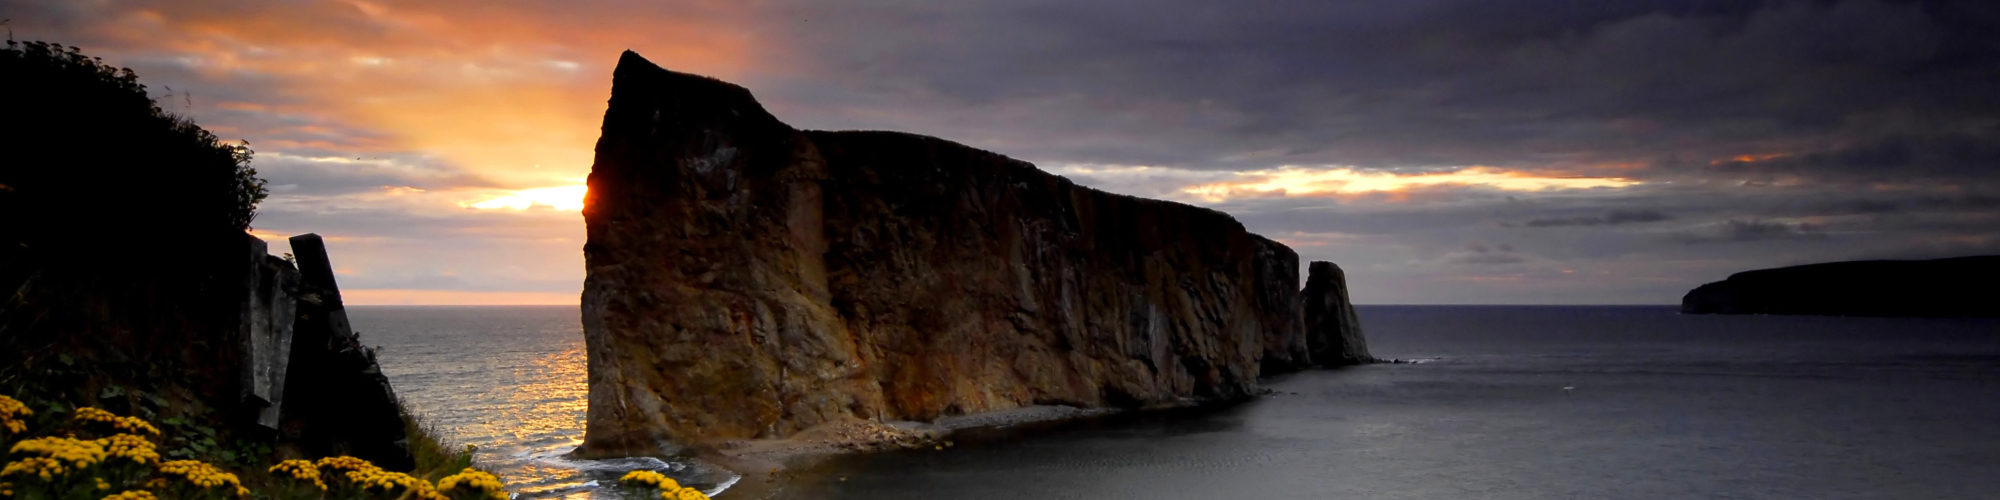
left=673, top=487, right=710, bottom=500
left=340, top=466, right=444, bottom=500
left=314, top=456, right=380, bottom=474
left=620, top=470, right=680, bottom=490
left=9, top=437, right=107, bottom=470
left=94, top=434, right=158, bottom=465
left=70, top=408, right=159, bottom=436
left=437, top=469, right=507, bottom=500
left=72, top=408, right=116, bottom=425
left=99, top=490, right=155, bottom=500
left=156, top=460, right=244, bottom=495
left=1, top=458, right=66, bottom=482
left=269, top=459, right=327, bottom=490
left=0, top=396, right=30, bottom=434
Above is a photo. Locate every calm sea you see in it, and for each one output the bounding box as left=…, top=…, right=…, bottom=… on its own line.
left=352, top=305, right=2000, bottom=499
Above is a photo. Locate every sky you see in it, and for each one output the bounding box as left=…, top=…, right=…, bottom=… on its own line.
left=4, top=0, right=1997, bottom=304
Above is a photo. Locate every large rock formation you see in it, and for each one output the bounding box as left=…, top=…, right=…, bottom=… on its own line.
left=1681, top=256, right=2000, bottom=317
left=1302, top=262, right=1373, bottom=366
left=579, top=51, right=1362, bottom=456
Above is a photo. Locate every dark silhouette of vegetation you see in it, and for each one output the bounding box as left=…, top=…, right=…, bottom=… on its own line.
left=0, top=40, right=267, bottom=262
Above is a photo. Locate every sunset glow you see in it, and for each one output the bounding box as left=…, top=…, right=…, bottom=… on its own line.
left=16, top=0, right=1986, bottom=306
left=1181, top=167, right=1640, bottom=202
left=466, top=185, right=587, bottom=211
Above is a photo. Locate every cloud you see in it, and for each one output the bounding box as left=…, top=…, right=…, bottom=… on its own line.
left=1671, top=219, right=1827, bottom=244
left=8, top=0, right=1999, bottom=304
left=1512, top=209, right=1674, bottom=227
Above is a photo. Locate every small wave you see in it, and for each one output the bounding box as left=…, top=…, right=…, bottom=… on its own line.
left=512, top=480, right=597, bottom=499
left=533, top=450, right=680, bottom=473
left=704, top=475, right=741, bottom=497
left=1389, top=357, right=1445, bottom=364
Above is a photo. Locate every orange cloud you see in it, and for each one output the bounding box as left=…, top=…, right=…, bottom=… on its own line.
left=76, top=0, right=758, bottom=188
left=1182, top=166, right=1639, bottom=202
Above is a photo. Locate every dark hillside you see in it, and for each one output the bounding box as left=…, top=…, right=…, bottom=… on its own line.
left=1681, top=256, right=2000, bottom=317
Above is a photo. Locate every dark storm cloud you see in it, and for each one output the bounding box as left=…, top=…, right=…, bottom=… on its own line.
left=1671, top=219, right=1827, bottom=244
left=1512, top=210, right=1674, bottom=227
left=756, top=0, right=2000, bottom=175
left=8, top=0, right=1998, bottom=303
left=1705, top=133, right=2000, bottom=183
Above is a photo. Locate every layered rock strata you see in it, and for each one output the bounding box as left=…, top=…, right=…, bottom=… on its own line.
left=580, top=51, right=1358, bottom=456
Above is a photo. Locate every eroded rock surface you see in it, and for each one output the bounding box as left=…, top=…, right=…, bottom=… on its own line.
left=1302, top=261, right=1373, bottom=366
left=580, top=51, right=1344, bottom=456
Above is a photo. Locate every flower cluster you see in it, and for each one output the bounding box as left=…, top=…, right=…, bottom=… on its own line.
left=1, top=457, right=68, bottom=482
left=437, top=468, right=507, bottom=500
left=73, top=408, right=159, bottom=436
left=620, top=470, right=709, bottom=500
left=96, top=434, right=158, bottom=466
left=1, top=397, right=512, bottom=500
left=100, top=490, right=156, bottom=500
left=667, top=487, right=712, bottom=500
left=157, top=460, right=248, bottom=497
left=313, top=456, right=376, bottom=474
left=0, top=396, right=30, bottom=434
left=268, top=459, right=326, bottom=490
left=344, top=468, right=444, bottom=500
left=620, top=470, right=679, bottom=490
left=317, top=456, right=445, bottom=500
left=11, top=436, right=108, bottom=470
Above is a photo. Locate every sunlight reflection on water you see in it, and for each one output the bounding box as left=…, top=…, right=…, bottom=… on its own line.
left=349, top=306, right=736, bottom=500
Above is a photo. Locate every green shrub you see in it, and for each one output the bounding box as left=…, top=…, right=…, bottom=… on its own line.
left=0, top=40, right=267, bottom=262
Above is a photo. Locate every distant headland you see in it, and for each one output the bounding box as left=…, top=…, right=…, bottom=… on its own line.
left=1681, top=256, right=2000, bottom=317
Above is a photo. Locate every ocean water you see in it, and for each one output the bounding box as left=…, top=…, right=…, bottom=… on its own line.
left=348, top=306, right=735, bottom=500
left=353, top=305, right=2000, bottom=499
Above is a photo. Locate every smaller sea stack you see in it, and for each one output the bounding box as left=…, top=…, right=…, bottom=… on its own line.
left=1302, top=262, right=1373, bottom=365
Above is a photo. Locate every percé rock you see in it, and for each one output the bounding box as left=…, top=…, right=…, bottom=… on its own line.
left=578, top=51, right=1360, bottom=456
left=1681, top=256, right=2000, bottom=317
left=1302, top=262, right=1373, bottom=365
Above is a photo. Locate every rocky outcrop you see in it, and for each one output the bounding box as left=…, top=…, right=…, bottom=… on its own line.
left=578, top=52, right=1355, bottom=456
left=0, top=232, right=412, bottom=470
left=278, top=234, right=414, bottom=471
left=1681, top=256, right=2000, bottom=317
left=1302, top=262, right=1372, bottom=366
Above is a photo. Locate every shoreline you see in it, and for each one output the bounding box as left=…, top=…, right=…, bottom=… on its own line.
left=689, top=366, right=1404, bottom=498
left=686, top=404, right=1168, bottom=498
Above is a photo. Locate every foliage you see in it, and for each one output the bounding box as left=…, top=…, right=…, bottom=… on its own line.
left=396, top=402, right=472, bottom=481
left=0, top=395, right=508, bottom=500
left=0, top=40, right=267, bottom=261
left=620, top=470, right=711, bottom=500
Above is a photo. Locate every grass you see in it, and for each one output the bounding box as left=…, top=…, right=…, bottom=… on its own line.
left=397, top=399, right=474, bottom=481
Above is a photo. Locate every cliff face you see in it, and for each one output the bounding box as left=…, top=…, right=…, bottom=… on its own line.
left=579, top=52, right=1331, bottom=456
left=1681, top=256, right=2000, bottom=317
